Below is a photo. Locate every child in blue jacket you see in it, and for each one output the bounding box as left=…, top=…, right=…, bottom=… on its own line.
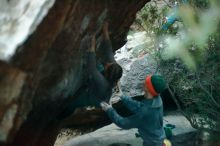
left=101, top=75, right=167, bottom=146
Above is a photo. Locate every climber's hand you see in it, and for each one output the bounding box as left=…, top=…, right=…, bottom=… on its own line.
left=103, top=21, right=110, bottom=40
left=90, top=35, right=96, bottom=52
left=87, top=35, right=96, bottom=52
left=100, top=101, right=112, bottom=111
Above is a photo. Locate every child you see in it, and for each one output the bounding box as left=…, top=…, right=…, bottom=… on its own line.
left=100, top=75, right=167, bottom=146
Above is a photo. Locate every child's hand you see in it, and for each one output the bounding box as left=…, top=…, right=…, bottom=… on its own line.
left=100, top=101, right=112, bottom=111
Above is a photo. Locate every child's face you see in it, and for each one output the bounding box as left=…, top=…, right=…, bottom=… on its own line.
left=143, top=81, right=153, bottom=99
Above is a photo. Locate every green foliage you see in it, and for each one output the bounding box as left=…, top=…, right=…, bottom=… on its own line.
left=132, top=0, right=220, bottom=133
left=134, top=1, right=164, bottom=34
left=159, top=44, right=220, bottom=132
left=130, top=1, right=170, bottom=57
left=189, top=0, right=210, bottom=8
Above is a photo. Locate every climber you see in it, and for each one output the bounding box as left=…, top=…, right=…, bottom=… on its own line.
left=100, top=74, right=170, bottom=146
left=57, top=22, right=123, bottom=120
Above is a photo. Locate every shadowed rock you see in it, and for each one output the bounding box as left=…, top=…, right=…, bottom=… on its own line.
left=0, top=0, right=150, bottom=146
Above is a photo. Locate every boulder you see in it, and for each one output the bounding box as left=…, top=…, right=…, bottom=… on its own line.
left=62, top=112, right=196, bottom=146
left=0, top=0, right=150, bottom=146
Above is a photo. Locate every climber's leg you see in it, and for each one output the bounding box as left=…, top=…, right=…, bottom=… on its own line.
left=57, top=90, right=90, bottom=120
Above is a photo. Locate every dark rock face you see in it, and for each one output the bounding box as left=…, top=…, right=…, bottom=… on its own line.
left=0, top=61, right=26, bottom=143
left=0, top=0, right=150, bottom=146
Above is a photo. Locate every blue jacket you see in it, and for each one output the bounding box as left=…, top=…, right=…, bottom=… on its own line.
left=106, top=95, right=165, bottom=146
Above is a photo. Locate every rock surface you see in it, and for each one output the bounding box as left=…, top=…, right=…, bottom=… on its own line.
left=118, top=54, right=157, bottom=97
left=113, top=32, right=177, bottom=110
left=0, top=0, right=55, bottom=61
left=0, top=61, right=26, bottom=142
left=112, top=32, right=157, bottom=97
left=62, top=112, right=196, bottom=146
left=0, top=1, right=151, bottom=146
left=113, top=32, right=157, bottom=98
left=62, top=124, right=142, bottom=146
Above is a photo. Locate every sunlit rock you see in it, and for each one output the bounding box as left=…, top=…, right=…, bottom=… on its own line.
left=0, top=0, right=55, bottom=61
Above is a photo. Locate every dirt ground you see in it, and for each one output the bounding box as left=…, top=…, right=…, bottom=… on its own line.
left=54, top=129, right=76, bottom=146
